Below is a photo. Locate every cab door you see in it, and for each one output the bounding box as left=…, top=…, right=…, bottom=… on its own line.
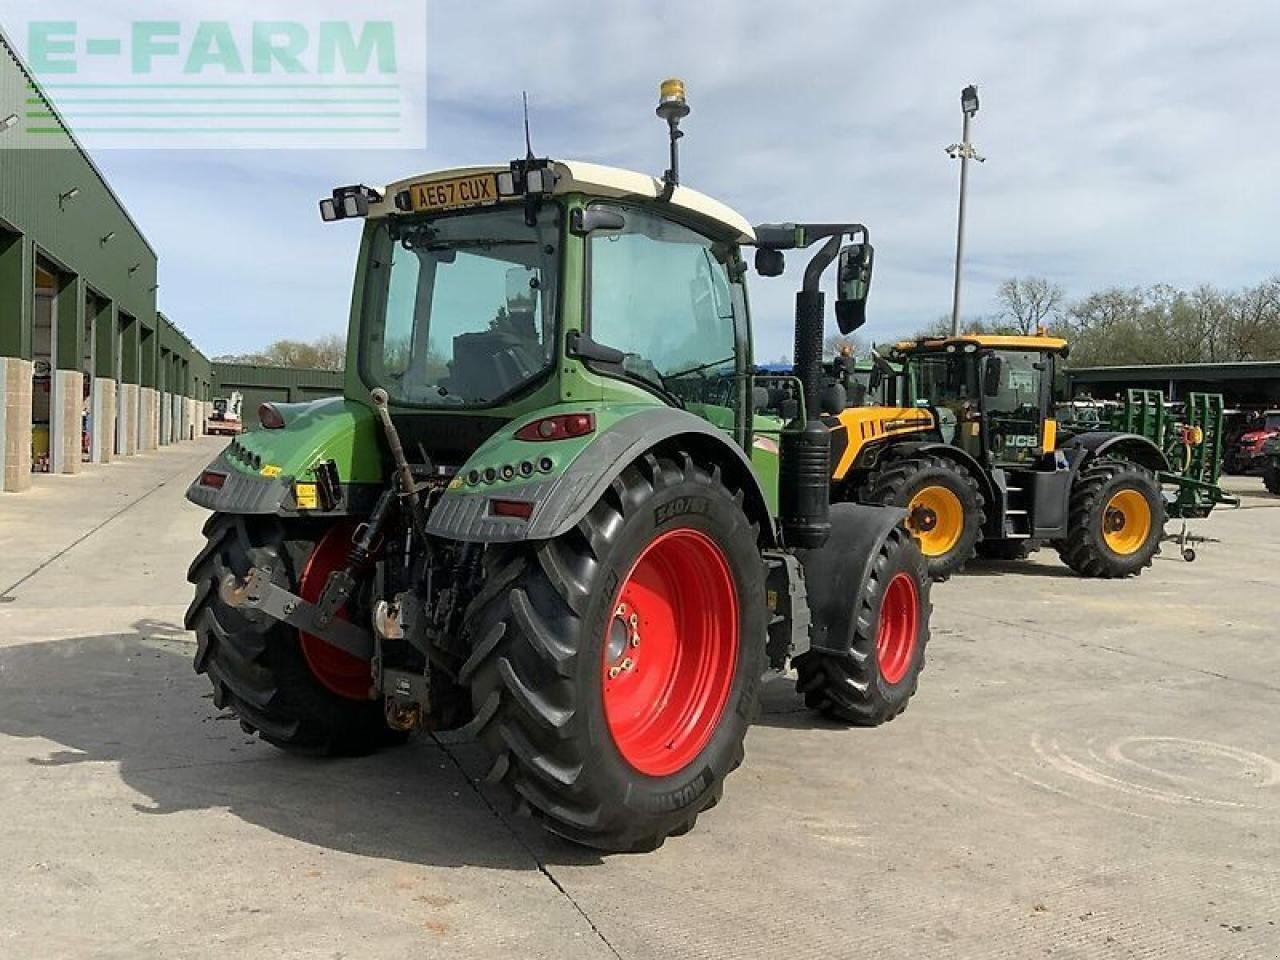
left=981, top=350, right=1049, bottom=466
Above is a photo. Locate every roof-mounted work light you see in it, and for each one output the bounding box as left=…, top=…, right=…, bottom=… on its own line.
left=655, top=78, right=690, bottom=201
left=319, top=184, right=383, bottom=223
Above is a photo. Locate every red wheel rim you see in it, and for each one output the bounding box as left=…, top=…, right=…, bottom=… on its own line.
left=298, top=523, right=373, bottom=700
left=876, top=572, right=919, bottom=685
left=602, top=528, right=739, bottom=777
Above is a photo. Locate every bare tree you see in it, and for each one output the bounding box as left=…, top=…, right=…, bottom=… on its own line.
left=216, top=334, right=347, bottom=371
left=996, top=276, right=1065, bottom=335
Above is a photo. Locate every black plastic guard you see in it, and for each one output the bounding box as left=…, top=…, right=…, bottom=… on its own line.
left=799, top=502, right=906, bottom=657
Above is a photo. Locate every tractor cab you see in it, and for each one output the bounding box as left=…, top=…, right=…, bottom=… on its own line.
left=890, top=334, right=1068, bottom=468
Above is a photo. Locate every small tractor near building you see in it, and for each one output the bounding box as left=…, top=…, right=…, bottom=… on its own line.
left=183, top=82, right=932, bottom=853
left=816, top=334, right=1235, bottom=579
left=205, top=391, right=243, bottom=436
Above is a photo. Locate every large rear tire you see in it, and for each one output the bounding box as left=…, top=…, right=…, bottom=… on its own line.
left=185, top=514, right=398, bottom=754
left=459, top=451, right=767, bottom=852
left=863, top=454, right=984, bottom=580
left=793, top=526, right=931, bottom=725
left=1056, top=459, right=1166, bottom=578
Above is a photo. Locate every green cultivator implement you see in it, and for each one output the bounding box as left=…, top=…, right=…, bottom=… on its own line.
left=183, top=81, right=932, bottom=852
left=1107, top=389, right=1238, bottom=520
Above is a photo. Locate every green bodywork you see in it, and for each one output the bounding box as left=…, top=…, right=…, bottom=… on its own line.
left=208, top=191, right=785, bottom=521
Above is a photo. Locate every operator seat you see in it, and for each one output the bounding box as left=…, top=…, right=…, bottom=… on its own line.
left=446, top=309, right=544, bottom=402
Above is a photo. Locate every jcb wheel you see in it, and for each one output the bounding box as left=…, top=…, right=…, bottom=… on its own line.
left=1263, top=463, right=1280, bottom=495
left=1056, top=459, right=1166, bottom=578
left=185, top=514, right=399, bottom=754
left=863, top=454, right=984, bottom=580
left=793, top=525, right=931, bottom=725
left=460, top=451, right=766, bottom=852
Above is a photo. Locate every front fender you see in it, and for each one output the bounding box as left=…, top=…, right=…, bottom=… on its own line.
left=800, top=503, right=909, bottom=657
left=425, top=404, right=775, bottom=544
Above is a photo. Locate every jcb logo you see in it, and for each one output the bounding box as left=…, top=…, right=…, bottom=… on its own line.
left=1007, top=435, right=1039, bottom=448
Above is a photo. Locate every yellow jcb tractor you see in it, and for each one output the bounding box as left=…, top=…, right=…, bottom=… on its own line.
left=818, top=334, right=1171, bottom=579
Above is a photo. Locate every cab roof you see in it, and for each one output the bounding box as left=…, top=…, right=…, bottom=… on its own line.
left=894, top=334, right=1070, bottom=354
left=372, top=159, right=756, bottom=243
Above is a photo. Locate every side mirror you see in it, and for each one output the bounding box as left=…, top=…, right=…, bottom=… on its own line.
left=754, top=248, right=785, bottom=277
left=834, top=242, right=874, bottom=334
left=983, top=355, right=1004, bottom=397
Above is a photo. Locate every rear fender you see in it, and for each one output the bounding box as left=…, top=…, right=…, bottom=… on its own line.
left=185, top=398, right=385, bottom=516
left=800, top=503, right=909, bottom=657
left=1063, top=431, right=1171, bottom=474
left=425, top=405, right=776, bottom=545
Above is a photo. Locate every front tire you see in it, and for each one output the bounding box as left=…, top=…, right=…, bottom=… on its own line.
left=1056, top=459, right=1166, bottom=578
left=185, top=514, right=397, bottom=754
left=793, top=526, right=931, bottom=725
left=460, top=451, right=767, bottom=852
left=862, top=454, right=984, bottom=580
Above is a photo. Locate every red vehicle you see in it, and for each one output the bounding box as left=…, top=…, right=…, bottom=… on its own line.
left=1224, top=409, right=1280, bottom=474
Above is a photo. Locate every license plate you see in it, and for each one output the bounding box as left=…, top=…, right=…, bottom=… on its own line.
left=407, top=173, right=499, bottom=213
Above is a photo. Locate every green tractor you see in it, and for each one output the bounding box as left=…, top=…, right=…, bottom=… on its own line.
left=184, top=82, right=932, bottom=852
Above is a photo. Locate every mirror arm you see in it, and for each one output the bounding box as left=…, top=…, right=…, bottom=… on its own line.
left=803, top=236, right=842, bottom=291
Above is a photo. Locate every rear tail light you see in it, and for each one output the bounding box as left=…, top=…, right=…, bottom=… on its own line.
left=490, top=499, right=534, bottom=519
left=200, top=471, right=227, bottom=489
left=514, top=412, right=596, bottom=442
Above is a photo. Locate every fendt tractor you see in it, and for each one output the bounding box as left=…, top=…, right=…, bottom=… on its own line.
left=819, top=333, right=1235, bottom=578
left=183, top=81, right=932, bottom=852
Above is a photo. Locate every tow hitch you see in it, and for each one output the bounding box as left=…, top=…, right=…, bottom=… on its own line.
left=219, top=567, right=374, bottom=660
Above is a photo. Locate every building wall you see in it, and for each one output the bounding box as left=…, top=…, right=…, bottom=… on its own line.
left=0, top=29, right=213, bottom=493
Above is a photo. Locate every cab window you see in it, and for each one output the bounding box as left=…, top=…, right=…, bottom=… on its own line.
left=587, top=206, right=740, bottom=403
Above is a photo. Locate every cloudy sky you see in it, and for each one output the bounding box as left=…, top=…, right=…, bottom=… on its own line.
left=12, top=0, right=1280, bottom=361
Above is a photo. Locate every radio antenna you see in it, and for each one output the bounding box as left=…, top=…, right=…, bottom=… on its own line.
left=522, top=91, right=534, bottom=161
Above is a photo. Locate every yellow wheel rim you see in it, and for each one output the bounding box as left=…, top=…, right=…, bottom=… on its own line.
left=1102, top=489, right=1152, bottom=555
left=905, top=485, right=965, bottom=557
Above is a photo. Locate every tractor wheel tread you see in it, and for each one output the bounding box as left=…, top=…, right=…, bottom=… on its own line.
left=1056, top=458, right=1165, bottom=578
left=187, top=513, right=399, bottom=756
left=862, top=453, right=985, bottom=580
left=793, top=526, right=932, bottom=726
left=461, top=450, right=765, bottom=852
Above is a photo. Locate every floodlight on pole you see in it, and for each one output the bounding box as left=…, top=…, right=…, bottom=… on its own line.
left=947, top=84, right=985, bottom=336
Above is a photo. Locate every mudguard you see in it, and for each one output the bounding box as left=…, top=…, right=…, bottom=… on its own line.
left=185, top=397, right=385, bottom=516
left=425, top=405, right=776, bottom=544
left=799, top=502, right=909, bottom=657
left=873, top=439, right=997, bottom=510
left=1062, top=431, right=1171, bottom=474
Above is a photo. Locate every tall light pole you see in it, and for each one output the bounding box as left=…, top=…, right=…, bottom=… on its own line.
left=946, top=84, right=984, bottom=336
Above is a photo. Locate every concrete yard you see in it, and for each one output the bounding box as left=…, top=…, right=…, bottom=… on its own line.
left=1, top=436, right=1277, bottom=960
